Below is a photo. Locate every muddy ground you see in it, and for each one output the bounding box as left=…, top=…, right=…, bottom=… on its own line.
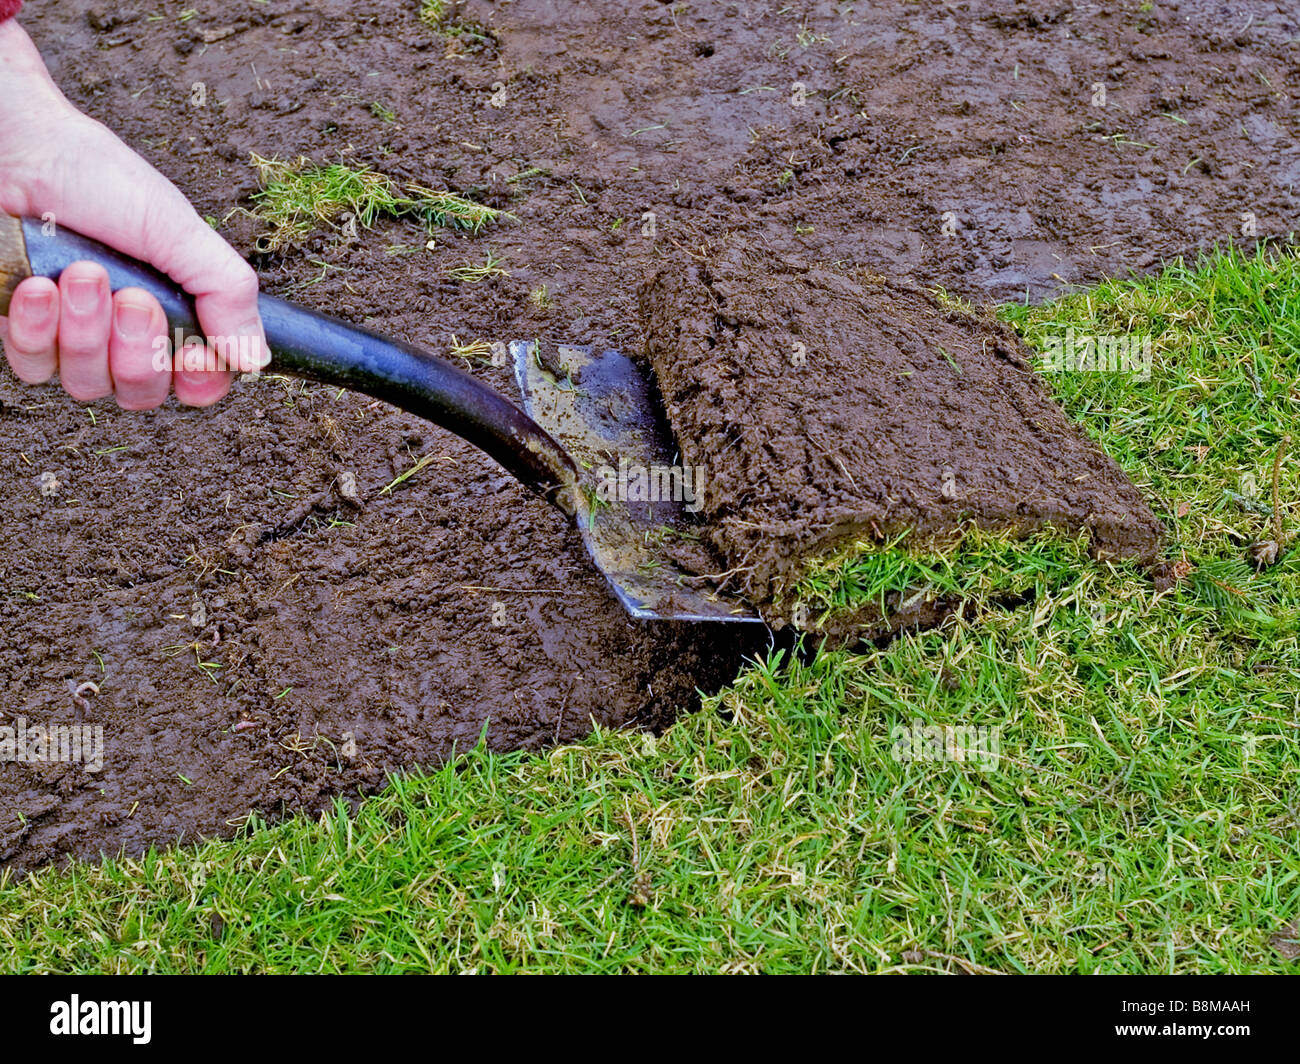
left=2, top=0, right=1296, bottom=870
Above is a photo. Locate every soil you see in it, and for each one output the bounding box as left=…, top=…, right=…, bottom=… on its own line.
left=4, top=0, right=1296, bottom=870
left=640, top=238, right=1164, bottom=626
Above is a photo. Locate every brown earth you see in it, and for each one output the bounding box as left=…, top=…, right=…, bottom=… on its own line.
left=640, top=238, right=1163, bottom=625
left=3, top=0, right=1296, bottom=870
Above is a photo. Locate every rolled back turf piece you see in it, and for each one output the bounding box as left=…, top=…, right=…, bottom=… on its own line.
left=639, top=240, right=1163, bottom=636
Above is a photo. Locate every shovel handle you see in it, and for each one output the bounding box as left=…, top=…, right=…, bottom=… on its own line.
left=0, top=214, right=578, bottom=509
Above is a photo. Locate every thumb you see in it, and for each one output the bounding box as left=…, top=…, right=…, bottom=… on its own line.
left=40, top=116, right=268, bottom=402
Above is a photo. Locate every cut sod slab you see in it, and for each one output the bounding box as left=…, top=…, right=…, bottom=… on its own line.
left=639, top=241, right=1163, bottom=637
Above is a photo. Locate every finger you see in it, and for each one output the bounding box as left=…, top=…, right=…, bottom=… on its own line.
left=1, top=276, right=60, bottom=383
left=132, top=195, right=268, bottom=376
left=39, top=123, right=268, bottom=377
left=193, top=258, right=268, bottom=374
left=56, top=261, right=113, bottom=401
left=109, top=287, right=170, bottom=410
left=172, top=336, right=233, bottom=407
left=174, top=255, right=263, bottom=405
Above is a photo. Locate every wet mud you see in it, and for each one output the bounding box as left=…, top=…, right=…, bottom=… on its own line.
left=4, top=0, right=1293, bottom=868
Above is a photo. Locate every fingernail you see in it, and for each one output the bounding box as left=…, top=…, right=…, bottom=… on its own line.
left=235, top=325, right=270, bottom=371
left=66, top=277, right=103, bottom=315
left=20, top=288, right=55, bottom=323
left=114, top=299, right=155, bottom=340
left=251, top=334, right=271, bottom=370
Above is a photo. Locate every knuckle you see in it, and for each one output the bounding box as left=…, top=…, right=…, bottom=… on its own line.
left=6, top=332, right=50, bottom=359
left=57, top=339, right=108, bottom=362
left=112, top=363, right=164, bottom=390
left=12, top=319, right=57, bottom=349
left=8, top=361, right=54, bottom=385
left=64, top=384, right=111, bottom=402
left=116, top=392, right=165, bottom=411
left=223, top=261, right=261, bottom=306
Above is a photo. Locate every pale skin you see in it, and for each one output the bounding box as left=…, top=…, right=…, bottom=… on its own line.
left=0, top=17, right=266, bottom=409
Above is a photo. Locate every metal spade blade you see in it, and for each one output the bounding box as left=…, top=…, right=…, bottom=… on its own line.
left=511, top=340, right=761, bottom=623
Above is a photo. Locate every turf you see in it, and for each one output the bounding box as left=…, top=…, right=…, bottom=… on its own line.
left=2, top=246, right=1297, bottom=973
left=248, top=154, right=505, bottom=251
left=418, top=0, right=495, bottom=53
left=790, top=526, right=1103, bottom=633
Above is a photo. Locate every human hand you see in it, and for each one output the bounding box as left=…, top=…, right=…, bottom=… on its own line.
left=0, top=18, right=266, bottom=408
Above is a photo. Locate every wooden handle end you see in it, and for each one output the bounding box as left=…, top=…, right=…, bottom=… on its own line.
left=0, top=213, right=32, bottom=316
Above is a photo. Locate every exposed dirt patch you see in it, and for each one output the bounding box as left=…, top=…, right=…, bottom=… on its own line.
left=3, top=0, right=1295, bottom=869
left=640, top=239, right=1163, bottom=623
left=0, top=383, right=765, bottom=872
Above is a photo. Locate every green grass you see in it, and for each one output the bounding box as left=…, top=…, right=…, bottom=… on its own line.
left=249, top=154, right=505, bottom=251
left=418, top=0, right=495, bottom=52
left=790, top=526, right=1102, bottom=631
left=442, top=248, right=509, bottom=282
left=1003, top=243, right=1298, bottom=558
left=2, top=246, right=1297, bottom=973
left=418, top=0, right=448, bottom=27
